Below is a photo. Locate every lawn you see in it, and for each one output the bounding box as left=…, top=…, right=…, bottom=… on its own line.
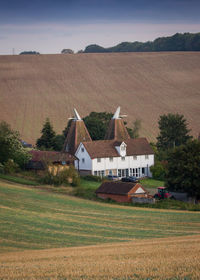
left=140, top=177, right=164, bottom=188
left=0, top=179, right=200, bottom=253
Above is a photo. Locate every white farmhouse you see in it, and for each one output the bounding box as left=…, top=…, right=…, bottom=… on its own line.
left=75, top=138, right=154, bottom=178
left=63, top=107, right=154, bottom=178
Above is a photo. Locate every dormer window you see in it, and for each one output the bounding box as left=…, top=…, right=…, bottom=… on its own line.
left=81, top=147, right=84, bottom=152
left=115, top=142, right=127, bottom=157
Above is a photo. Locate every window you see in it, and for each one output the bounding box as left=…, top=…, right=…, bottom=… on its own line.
left=82, top=158, right=85, bottom=163
left=121, top=145, right=125, bottom=151
left=118, top=169, right=121, bottom=177
left=97, top=158, right=101, bottom=163
left=109, top=157, right=113, bottom=162
left=121, top=157, right=125, bottom=161
left=97, top=170, right=104, bottom=177
left=145, top=155, right=149, bottom=159
left=81, top=147, right=84, bottom=152
left=94, top=171, right=97, bottom=176
left=133, top=156, right=137, bottom=160
left=142, top=167, right=145, bottom=175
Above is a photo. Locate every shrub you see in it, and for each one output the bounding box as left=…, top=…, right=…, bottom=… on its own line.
left=83, top=175, right=102, bottom=182
left=150, top=161, right=166, bottom=180
left=71, top=175, right=80, bottom=187
left=40, top=165, right=80, bottom=187
left=4, top=159, right=19, bottom=174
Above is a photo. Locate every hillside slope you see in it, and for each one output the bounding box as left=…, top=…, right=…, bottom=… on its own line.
left=0, top=52, right=200, bottom=143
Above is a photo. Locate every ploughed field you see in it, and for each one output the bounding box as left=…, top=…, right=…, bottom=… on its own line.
left=0, top=52, right=200, bottom=143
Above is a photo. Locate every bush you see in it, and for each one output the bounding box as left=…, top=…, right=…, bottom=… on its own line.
left=150, top=161, right=166, bottom=180
left=71, top=175, right=80, bottom=187
left=83, top=175, right=102, bottom=182
left=40, top=165, right=80, bottom=187
left=4, top=159, right=19, bottom=174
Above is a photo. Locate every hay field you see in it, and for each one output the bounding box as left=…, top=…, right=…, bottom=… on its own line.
left=0, top=235, right=200, bottom=279
left=1, top=179, right=200, bottom=253
left=0, top=52, right=200, bottom=143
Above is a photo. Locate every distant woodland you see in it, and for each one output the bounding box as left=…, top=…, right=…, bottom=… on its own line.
left=84, top=32, right=200, bottom=53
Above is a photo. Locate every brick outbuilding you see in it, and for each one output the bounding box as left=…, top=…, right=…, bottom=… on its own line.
left=95, top=181, right=148, bottom=203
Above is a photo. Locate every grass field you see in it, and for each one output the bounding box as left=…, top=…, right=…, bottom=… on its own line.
left=0, top=52, right=200, bottom=144
left=0, top=173, right=38, bottom=186
left=1, top=235, right=200, bottom=280
left=1, top=179, right=200, bottom=254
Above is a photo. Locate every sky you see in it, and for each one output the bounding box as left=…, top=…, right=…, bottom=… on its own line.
left=0, top=0, right=200, bottom=54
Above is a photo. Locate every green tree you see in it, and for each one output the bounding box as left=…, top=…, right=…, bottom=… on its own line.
left=0, top=121, right=31, bottom=168
left=36, top=118, right=56, bottom=150
left=83, top=112, right=112, bottom=140
left=165, top=140, right=200, bottom=199
left=52, top=134, right=65, bottom=151
left=157, top=113, right=191, bottom=151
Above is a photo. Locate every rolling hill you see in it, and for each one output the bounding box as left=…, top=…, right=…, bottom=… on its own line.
left=0, top=52, right=200, bottom=144
left=0, top=179, right=200, bottom=279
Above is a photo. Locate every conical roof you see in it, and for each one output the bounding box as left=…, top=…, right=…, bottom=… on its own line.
left=63, top=109, right=92, bottom=155
left=104, top=107, right=130, bottom=141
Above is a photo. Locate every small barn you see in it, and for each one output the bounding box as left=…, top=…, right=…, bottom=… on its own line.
left=26, top=150, right=76, bottom=174
left=95, top=181, right=148, bottom=203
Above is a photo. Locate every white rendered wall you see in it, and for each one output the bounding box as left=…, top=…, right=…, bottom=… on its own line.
left=91, top=154, right=154, bottom=177
left=75, top=143, right=92, bottom=171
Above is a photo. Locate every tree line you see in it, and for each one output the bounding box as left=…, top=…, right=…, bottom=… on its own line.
left=83, top=32, right=200, bottom=53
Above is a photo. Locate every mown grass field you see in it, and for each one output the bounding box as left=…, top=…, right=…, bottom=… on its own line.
left=1, top=179, right=200, bottom=254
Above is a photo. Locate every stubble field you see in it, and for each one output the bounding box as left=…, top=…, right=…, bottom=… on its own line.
left=1, top=235, right=200, bottom=280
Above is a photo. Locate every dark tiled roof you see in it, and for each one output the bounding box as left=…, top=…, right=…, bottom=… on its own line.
left=63, top=120, right=92, bottom=155
left=82, top=138, right=154, bottom=159
left=29, top=150, right=76, bottom=163
left=95, top=181, right=144, bottom=195
left=105, top=119, right=130, bottom=141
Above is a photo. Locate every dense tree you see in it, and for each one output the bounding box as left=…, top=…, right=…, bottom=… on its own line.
left=61, top=49, right=74, bottom=54
left=157, top=113, right=191, bottom=151
left=0, top=121, right=31, bottom=168
left=52, top=134, right=65, bottom=151
left=83, top=112, right=113, bottom=140
left=36, top=118, right=56, bottom=150
left=165, top=140, right=200, bottom=199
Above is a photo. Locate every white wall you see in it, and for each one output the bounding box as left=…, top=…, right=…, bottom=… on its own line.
left=75, top=143, right=92, bottom=171
left=92, top=154, right=154, bottom=177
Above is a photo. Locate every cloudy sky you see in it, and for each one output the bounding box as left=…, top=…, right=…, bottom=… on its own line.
left=0, top=0, right=200, bottom=54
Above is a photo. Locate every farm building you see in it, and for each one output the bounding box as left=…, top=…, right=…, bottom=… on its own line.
left=63, top=108, right=92, bottom=155
left=95, top=181, right=149, bottom=203
left=26, top=150, right=76, bottom=174
left=64, top=107, right=154, bottom=178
